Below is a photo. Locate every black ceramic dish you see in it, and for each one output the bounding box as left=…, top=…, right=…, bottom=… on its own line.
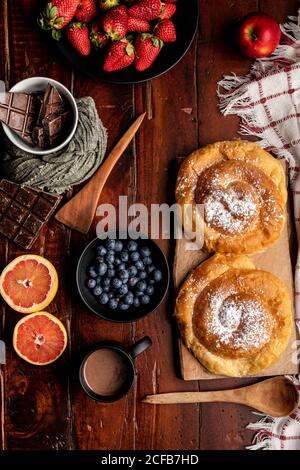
left=56, top=0, right=199, bottom=84
left=79, top=337, right=152, bottom=403
left=76, top=231, right=170, bottom=322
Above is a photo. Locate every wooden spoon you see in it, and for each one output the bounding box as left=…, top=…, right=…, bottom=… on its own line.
left=55, top=112, right=146, bottom=234
left=143, top=377, right=298, bottom=417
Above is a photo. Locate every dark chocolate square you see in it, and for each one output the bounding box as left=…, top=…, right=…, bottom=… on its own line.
left=23, top=214, right=43, bottom=234
left=32, top=198, right=52, bottom=220
left=16, top=187, right=38, bottom=208
left=0, top=217, right=19, bottom=238
left=0, top=180, right=18, bottom=197
left=14, top=228, right=36, bottom=249
left=0, top=192, right=12, bottom=214
left=7, top=202, right=28, bottom=224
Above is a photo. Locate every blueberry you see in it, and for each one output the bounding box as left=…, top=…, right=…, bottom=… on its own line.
left=138, top=271, right=147, bottom=280
left=106, top=253, right=115, bottom=264
left=149, top=279, right=155, bottom=285
left=96, top=276, right=102, bottom=285
left=127, top=240, right=138, bottom=252
left=99, top=293, right=109, bottom=305
left=133, top=297, right=140, bottom=307
left=119, top=284, right=129, bottom=295
left=128, top=277, right=138, bottom=288
left=103, top=286, right=110, bottom=293
left=119, top=270, right=129, bottom=281
left=106, top=239, right=116, bottom=251
left=140, top=246, right=151, bottom=257
left=87, top=278, right=96, bottom=289
left=103, top=278, right=111, bottom=287
left=96, top=256, right=104, bottom=264
left=146, top=285, right=154, bottom=296
left=141, top=295, right=150, bottom=305
left=93, top=285, right=103, bottom=296
left=112, top=278, right=122, bottom=289
left=108, top=298, right=118, bottom=310
left=124, top=293, right=134, bottom=305
left=88, top=267, right=97, bottom=278
left=108, top=292, right=114, bottom=299
left=96, top=245, right=107, bottom=257
left=153, top=270, right=162, bottom=282
left=146, top=264, right=155, bottom=275
left=135, top=291, right=143, bottom=297
left=119, top=303, right=130, bottom=311
left=136, top=280, right=147, bottom=292
left=97, top=263, right=107, bottom=276
left=107, top=268, right=116, bottom=278
left=120, top=251, right=129, bottom=263
left=143, top=256, right=152, bottom=266
left=114, top=257, right=122, bottom=266
left=115, top=240, right=123, bottom=252
left=130, top=251, right=140, bottom=262
left=128, top=266, right=137, bottom=277
left=118, top=263, right=126, bottom=271
left=135, top=260, right=144, bottom=270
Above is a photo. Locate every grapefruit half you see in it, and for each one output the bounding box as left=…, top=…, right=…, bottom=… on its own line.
left=0, top=255, right=58, bottom=314
left=13, top=312, right=67, bottom=365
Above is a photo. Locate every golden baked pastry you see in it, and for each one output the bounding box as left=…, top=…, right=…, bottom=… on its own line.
left=175, top=254, right=292, bottom=377
left=175, top=141, right=287, bottom=254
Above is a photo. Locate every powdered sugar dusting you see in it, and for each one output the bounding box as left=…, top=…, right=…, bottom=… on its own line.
left=204, top=188, right=257, bottom=234
left=207, top=292, right=271, bottom=351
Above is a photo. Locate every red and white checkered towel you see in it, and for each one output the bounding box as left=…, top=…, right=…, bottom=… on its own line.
left=218, top=5, right=300, bottom=450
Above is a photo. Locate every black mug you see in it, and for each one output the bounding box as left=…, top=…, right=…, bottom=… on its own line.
left=79, top=336, right=152, bottom=403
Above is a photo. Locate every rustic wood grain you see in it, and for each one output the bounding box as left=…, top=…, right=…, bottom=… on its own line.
left=0, top=0, right=298, bottom=451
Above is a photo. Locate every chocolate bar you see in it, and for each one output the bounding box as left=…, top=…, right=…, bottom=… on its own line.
left=0, top=179, right=62, bottom=249
left=0, top=92, right=38, bottom=145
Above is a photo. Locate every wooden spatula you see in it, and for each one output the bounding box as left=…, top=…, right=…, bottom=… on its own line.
left=143, top=377, right=299, bottom=417
left=55, top=112, right=146, bottom=234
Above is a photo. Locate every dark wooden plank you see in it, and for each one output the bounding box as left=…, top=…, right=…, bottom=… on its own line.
left=132, top=39, right=200, bottom=448
left=70, top=77, right=137, bottom=449
left=2, top=0, right=74, bottom=450
left=196, top=0, right=260, bottom=450
left=196, top=0, right=299, bottom=450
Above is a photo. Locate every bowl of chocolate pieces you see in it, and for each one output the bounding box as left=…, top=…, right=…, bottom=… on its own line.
left=0, top=77, right=78, bottom=155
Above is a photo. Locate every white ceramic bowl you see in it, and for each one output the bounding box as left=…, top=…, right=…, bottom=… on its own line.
left=2, top=77, right=78, bottom=156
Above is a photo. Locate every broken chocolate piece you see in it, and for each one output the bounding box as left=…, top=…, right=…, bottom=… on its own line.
left=0, top=179, right=62, bottom=249
left=36, top=83, right=65, bottom=126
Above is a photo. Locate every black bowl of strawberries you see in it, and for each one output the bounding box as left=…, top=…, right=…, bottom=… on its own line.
left=38, top=0, right=199, bottom=84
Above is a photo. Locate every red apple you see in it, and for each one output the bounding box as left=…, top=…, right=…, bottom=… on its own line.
left=237, top=13, right=281, bottom=59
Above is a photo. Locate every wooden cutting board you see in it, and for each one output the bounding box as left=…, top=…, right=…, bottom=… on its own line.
left=174, top=166, right=299, bottom=381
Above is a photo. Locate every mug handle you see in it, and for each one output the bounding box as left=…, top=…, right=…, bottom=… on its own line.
left=128, top=336, right=152, bottom=360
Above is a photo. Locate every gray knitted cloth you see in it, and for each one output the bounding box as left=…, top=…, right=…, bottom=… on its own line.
left=1, top=97, right=107, bottom=194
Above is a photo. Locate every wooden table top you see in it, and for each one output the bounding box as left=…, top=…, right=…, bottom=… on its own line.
left=0, top=0, right=298, bottom=451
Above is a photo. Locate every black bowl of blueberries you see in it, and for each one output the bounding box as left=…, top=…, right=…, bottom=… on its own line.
left=76, top=231, right=170, bottom=322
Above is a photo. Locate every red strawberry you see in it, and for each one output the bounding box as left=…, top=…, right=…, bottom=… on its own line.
left=101, top=5, right=128, bottom=41
left=159, top=3, right=176, bottom=20
left=154, top=19, right=176, bottom=42
left=75, top=0, right=97, bottom=22
left=98, top=0, right=120, bottom=11
left=38, top=0, right=79, bottom=39
left=128, top=0, right=162, bottom=21
left=90, top=21, right=109, bottom=49
left=135, top=33, right=163, bottom=72
left=66, top=21, right=91, bottom=55
left=128, top=17, right=150, bottom=33
left=103, top=37, right=135, bottom=72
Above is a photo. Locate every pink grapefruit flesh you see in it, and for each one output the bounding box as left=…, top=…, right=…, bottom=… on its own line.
left=13, top=312, right=67, bottom=365
left=0, top=255, right=58, bottom=314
